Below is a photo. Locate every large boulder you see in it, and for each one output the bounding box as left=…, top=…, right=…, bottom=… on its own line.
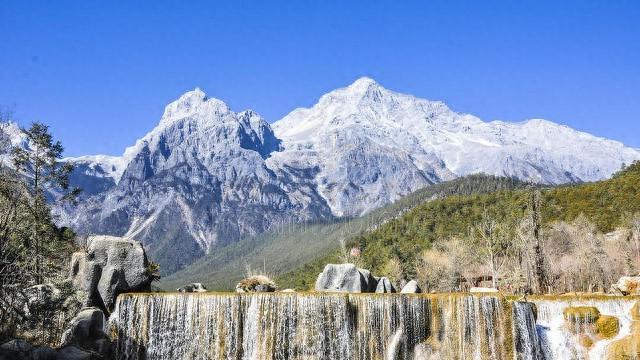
left=375, top=277, right=396, bottom=293
left=60, top=307, right=110, bottom=358
left=400, top=280, right=422, bottom=294
left=70, top=235, right=155, bottom=313
left=315, top=264, right=377, bottom=293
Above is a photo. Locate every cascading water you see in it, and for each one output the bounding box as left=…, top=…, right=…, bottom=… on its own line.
left=530, top=297, right=636, bottom=360
left=111, top=293, right=639, bottom=360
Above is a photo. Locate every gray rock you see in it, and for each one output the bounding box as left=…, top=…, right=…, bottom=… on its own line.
left=70, top=235, right=154, bottom=312
left=23, top=284, right=61, bottom=316
left=177, top=283, right=207, bottom=293
left=254, top=284, right=276, bottom=293
left=31, top=346, right=57, bottom=360
left=375, top=277, right=396, bottom=293
left=0, top=339, right=32, bottom=353
left=60, top=307, right=106, bottom=348
left=315, top=264, right=375, bottom=293
left=55, top=346, right=94, bottom=360
left=400, top=280, right=422, bottom=294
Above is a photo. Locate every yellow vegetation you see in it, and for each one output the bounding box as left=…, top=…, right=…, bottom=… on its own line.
left=579, top=334, right=594, bottom=348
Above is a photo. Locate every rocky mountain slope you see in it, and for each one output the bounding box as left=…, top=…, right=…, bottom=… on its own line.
left=59, top=90, right=332, bottom=274
left=3, top=78, right=639, bottom=275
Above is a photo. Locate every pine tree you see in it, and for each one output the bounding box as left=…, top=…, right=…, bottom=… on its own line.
left=11, top=122, right=80, bottom=283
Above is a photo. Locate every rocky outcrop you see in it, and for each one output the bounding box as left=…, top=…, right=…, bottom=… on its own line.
left=400, top=280, right=422, bottom=294
left=315, top=264, right=378, bottom=293
left=235, top=275, right=277, bottom=293
left=177, top=283, right=207, bottom=293
left=374, top=277, right=395, bottom=293
left=70, top=235, right=155, bottom=313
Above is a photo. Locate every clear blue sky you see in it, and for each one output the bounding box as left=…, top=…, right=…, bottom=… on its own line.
left=1, top=1, right=639, bottom=156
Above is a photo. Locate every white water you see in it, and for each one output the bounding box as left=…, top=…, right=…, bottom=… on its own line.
left=111, top=293, right=637, bottom=360
left=531, top=298, right=635, bottom=360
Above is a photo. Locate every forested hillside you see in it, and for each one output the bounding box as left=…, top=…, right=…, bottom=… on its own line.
left=280, top=162, right=640, bottom=292
left=160, top=174, right=527, bottom=290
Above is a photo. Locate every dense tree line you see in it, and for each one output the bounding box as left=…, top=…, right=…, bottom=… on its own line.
left=282, top=161, right=640, bottom=293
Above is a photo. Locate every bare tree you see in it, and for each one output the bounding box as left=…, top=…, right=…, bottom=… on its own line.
left=469, top=212, right=512, bottom=288
left=628, top=213, right=640, bottom=273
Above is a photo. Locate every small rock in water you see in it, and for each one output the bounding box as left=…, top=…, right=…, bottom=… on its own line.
left=400, top=280, right=421, bottom=294
left=375, top=277, right=395, bottom=293
left=177, top=283, right=207, bottom=293
left=470, top=287, right=499, bottom=293
left=280, top=289, right=295, bottom=293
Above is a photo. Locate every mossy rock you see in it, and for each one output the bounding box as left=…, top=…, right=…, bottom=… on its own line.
left=631, top=301, right=640, bottom=321
left=596, top=315, right=620, bottom=339
left=563, top=306, right=600, bottom=323
left=579, top=334, right=594, bottom=348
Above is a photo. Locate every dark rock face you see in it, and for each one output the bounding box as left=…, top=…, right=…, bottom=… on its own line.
left=70, top=235, right=154, bottom=313
left=315, top=264, right=378, bottom=293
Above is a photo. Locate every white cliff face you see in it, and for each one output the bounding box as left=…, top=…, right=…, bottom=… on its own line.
left=272, top=77, right=640, bottom=215
left=6, top=78, right=639, bottom=275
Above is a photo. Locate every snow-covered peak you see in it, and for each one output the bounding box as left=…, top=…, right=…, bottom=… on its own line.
left=273, top=78, right=463, bottom=142
left=272, top=78, right=640, bottom=198
left=160, top=88, right=230, bottom=127
left=0, top=122, right=26, bottom=149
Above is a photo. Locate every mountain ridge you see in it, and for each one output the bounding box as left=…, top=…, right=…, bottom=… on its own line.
left=2, top=77, right=639, bottom=275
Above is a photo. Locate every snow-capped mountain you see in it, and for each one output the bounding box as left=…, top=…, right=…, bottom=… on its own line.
left=61, top=89, right=332, bottom=274
left=272, top=77, right=640, bottom=216
left=4, top=78, right=639, bottom=274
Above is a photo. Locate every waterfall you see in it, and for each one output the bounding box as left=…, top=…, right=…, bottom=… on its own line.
left=530, top=297, right=636, bottom=360
left=111, top=293, right=637, bottom=360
